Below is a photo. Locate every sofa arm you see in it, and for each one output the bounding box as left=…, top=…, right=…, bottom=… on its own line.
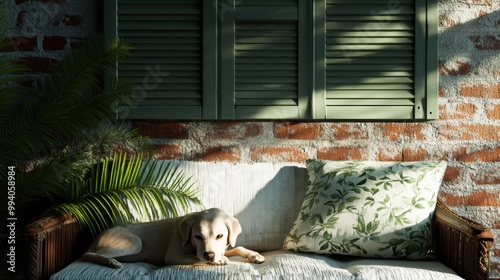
left=432, top=198, right=494, bottom=280
left=22, top=213, right=92, bottom=280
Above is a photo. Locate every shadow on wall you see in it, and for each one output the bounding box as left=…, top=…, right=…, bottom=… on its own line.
left=438, top=9, right=500, bottom=95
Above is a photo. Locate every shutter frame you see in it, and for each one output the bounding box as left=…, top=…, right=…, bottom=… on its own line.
left=426, top=0, right=438, bottom=119
left=319, top=0, right=436, bottom=120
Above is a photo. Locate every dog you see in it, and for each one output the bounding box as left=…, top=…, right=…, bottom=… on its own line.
left=82, top=208, right=265, bottom=268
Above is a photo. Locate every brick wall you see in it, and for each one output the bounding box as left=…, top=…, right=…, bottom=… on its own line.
left=3, top=0, right=499, bottom=278
left=3, top=0, right=97, bottom=84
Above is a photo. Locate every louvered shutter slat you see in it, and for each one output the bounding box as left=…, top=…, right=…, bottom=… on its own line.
left=111, top=0, right=218, bottom=119
left=324, top=0, right=419, bottom=119
left=221, top=0, right=310, bottom=119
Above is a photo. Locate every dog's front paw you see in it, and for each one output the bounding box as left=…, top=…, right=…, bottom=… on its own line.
left=247, top=253, right=265, bottom=264
left=108, top=258, right=122, bottom=269
left=209, top=256, right=229, bottom=265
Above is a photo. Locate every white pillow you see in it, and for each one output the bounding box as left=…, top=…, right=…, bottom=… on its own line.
left=284, top=160, right=447, bottom=260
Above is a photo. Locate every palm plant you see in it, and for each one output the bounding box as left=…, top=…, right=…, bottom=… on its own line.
left=0, top=35, right=144, bottom=230
left=0, top=4, right=202, bottom=279
left=52, top=153, right=202, bottom=237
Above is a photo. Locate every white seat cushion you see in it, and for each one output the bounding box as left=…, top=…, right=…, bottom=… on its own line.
left=343, top=257, right=464, bottom=280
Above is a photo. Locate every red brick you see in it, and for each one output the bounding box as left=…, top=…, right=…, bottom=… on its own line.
left=487, top=104, right=500, bottom=120
left=438, top=87, right=445, bottom=97
left=439, top=14, right=459, bottom=27
left=460, top=84, right=500, bottom=98
left=153, top=144, right=183, bottom=160
left=192, top=146, right=241, bottom=162
left=43, top=36, right=67, bottom=51
left=478, top=10, right=488, bottom=17
left=19, top=57, right=58, bottom=73
left=54, top=14, right=82, bottom=27
left=69, top=37, right=84, bottom=49
left=439, top=190, right=500, bottom=207
left=377, top=147, right=403, bottom=161
left=2, top=36, right=37, bottom=51
left=404, top=123, right=425, bottom=141
left=207, top=122, right=262, bottom=140
left=452, top=146, right=500, bottom=162
left=251, top=146, right=307, bottom=163
left=494, top=249, right=500, bottom=257
left=442, top=166, right=461, bottom=184
left=458, top=0, right=492, bottom=5
left=377, top=123, right=405, bottom=141
left=472, top=168, right=500, bottom=185
left=439, top=124, right=500, bottom=141
left=132, top=122, right=188, bottom=139
left=376, top=123, right=424, bottom=141
left=439, top=103, right=476, bottom=120
left=402, top=148, right=427, bottom=161
left=330, top=124, right=368, bottom=140
left=317, top=146, right=366, bottom=161
left=274, top=122, right=322, bottom=140
left=439, top=61, right=471, bottom=76
left=472, top=35, right=500, bottom=50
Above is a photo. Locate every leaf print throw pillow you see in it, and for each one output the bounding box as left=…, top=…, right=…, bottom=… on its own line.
left=283, top=160, right=447, bottom=260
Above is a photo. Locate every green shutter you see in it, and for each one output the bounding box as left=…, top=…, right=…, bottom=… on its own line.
left=106, top=0, right=437, bottom=120
left=221, top=0, right=311, bottom=119
left=109, top=0, right=216, bottom=119
left=318, top=0, right=436, bottom=120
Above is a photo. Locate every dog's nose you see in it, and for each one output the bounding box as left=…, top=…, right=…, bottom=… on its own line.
left=204, top=251, right=215, bottom=261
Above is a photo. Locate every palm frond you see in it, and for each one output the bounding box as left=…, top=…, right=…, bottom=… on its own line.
left=50, top=154, right=202, bottom=236
left=0, top=37, right=133, bottom=165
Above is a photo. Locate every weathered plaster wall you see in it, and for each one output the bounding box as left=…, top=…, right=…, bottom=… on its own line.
left=3, top=0, right=499, bottom=278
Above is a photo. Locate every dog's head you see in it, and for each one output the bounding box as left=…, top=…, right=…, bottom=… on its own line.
left=179, top=208, right=242, bottom=263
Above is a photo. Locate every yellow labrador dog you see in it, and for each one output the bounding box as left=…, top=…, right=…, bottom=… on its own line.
left=82, top=208, right=265, bottom=268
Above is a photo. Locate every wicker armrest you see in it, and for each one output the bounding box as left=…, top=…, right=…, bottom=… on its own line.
left=22, top=213, right=92, bottom=280
left=433, top=198, right=494, bottom=280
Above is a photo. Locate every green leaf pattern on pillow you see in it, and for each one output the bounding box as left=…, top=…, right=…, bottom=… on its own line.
left=284, top=160, right=447, bottom=260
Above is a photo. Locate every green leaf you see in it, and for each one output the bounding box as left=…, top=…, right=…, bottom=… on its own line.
left=50, top=154, right=202, bottom=236
left=320, top=243, right=330, bottom=251
left=346, top=196, right=358, bottom=203
left=338, top=202, right=346, bottom=212
left=389, top=238, right=406, bottom=246
left=414, top=203, right=425, bottom=209
left=323, top=231, right=333, bottom=240
left=356, top=178, right=367, bottom=186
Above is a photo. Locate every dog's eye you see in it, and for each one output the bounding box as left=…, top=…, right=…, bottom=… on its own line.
left=194, top=235, right=203, bottom=240
left=216, top=234, right=223, bottom=239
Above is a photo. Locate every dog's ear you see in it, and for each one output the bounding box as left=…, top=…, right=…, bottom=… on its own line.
left=179, top=215, right=194, bottom=247
left=225, top=216, right=242, bottom=247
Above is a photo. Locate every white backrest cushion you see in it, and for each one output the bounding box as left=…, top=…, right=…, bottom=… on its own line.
left=169, top=161, right=308, bottom=251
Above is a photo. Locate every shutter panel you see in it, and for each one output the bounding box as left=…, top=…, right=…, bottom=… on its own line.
left=322, top=0, right=426, bottom=120
left=106, top=0, right=437, bottom=120
left=221, top=0, right=311, bottom=119
left=113, top=0, right=216, bottom=119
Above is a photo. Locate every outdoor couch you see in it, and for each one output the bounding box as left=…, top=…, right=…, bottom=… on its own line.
left=23, top=160, right=494, bottom=280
